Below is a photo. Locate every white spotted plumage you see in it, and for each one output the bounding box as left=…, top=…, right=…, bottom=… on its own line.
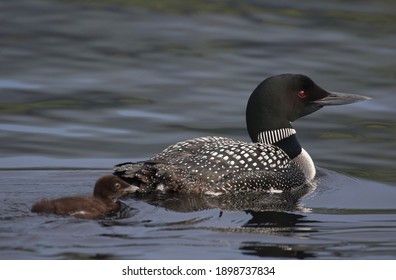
left=115, top=136, right=307, bottom=195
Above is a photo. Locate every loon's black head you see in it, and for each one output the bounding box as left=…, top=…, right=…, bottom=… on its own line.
left=246, top=74, right=370, bottom=142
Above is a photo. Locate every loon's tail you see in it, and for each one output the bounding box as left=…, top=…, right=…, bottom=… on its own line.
left=113, top=161, right=158, bottom=191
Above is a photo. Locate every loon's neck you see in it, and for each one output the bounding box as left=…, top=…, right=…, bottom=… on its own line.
left=257, top=128, right=316, bottom=181
left=258, top=128, right=300, bottom=158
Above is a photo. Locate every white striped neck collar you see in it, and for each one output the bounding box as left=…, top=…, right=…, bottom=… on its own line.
left=257, top=128, right=296, bottom=145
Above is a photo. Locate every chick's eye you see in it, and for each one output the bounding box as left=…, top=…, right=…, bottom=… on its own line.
left=114, top=183, right=121, bottom=190
left=297, top=90, right=306, bottom=99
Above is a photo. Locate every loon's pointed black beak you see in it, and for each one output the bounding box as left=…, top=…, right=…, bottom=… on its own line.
left=315, top=91, right=371, bottom=106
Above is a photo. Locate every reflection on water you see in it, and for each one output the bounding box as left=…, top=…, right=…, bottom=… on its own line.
left=240, top=242, right=316, bottom=259
left=130, top=180, right=317, bottom=213
left=1, top=0, right=396, bottom=259
left=239, top=210, right=319, bottom=259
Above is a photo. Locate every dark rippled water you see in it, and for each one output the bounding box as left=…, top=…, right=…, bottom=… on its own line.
left=1, top=0, right=396, bottom=259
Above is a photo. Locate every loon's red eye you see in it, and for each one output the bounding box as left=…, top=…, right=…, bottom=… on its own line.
left=297, top=91, right=306, bottom=98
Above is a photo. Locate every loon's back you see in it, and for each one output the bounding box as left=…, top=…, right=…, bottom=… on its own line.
left=114, top=136, right=306, bottom=195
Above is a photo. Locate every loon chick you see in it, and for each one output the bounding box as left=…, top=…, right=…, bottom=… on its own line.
left=32, top=175, right=137, bottom=219
left=114, top=74, right=369, bottom=195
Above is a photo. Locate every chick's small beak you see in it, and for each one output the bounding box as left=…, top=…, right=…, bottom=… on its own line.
left=123, top=185, right=139, bottom=194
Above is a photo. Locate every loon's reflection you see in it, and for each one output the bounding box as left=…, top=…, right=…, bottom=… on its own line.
left=121, top=182, right=318, bottom=259
left=239, top=210, right=318, bottom=258
left=130, top=180, right=316, bottom=213
left=239, top=242, right=316, bottom=259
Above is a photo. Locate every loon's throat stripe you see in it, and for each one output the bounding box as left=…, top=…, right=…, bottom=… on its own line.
left=258, top=128, right=296, bottom=145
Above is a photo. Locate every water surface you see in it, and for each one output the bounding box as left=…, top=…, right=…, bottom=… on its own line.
left=1, top=0, right=396, bottom=259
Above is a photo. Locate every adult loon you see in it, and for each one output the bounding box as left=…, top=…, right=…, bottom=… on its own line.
left=114, top=74, right=369, bottom=195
